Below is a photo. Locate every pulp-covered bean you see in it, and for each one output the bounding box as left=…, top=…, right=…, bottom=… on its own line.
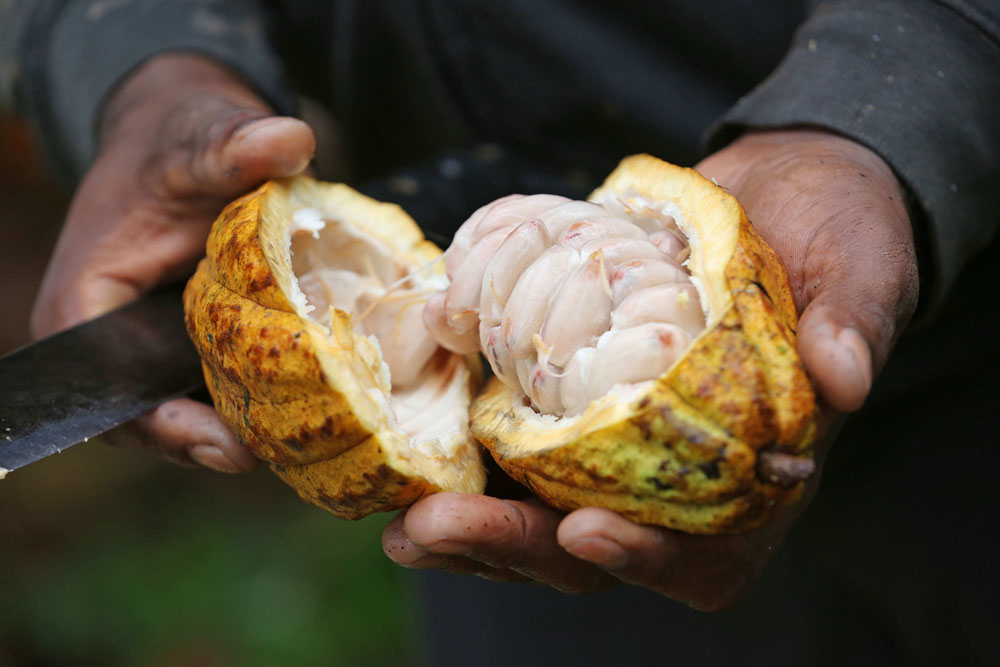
left=558, top=217, right=648, bottom=248
left=538, top=253, right=613, bottom=367
left=446, top=194, right=568, bottom=275
left=611, top=283, right=704, bottom=334
left=579, top=237, right=667, bottom=266
left=610, top=258, right=689, bottom=306
left=358, top=292, right=439, bottom=388
left=587, top=323, right=692, bottom=399
left=479, top=219, right=551, bottom=327
left=423, top=291, right=480, bottom=354
left=502, top=245, right=579, bottom=358
left=445, top=227, right=512, bottom=335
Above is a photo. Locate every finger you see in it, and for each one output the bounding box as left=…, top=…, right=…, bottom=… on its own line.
left=103, top=397, right=258, bottom=473
left=382, top=513, right=531, bottom=583
left=165, top=111, right=316, bottom=199
left=31, top=272, right=141, bottom=337
left=557, top=508, right=756, bottom=611
left=399, top=493, right=615, bottom=593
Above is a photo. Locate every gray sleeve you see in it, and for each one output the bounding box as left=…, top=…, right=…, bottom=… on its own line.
left=0, top=0, right=297, bottom=183
left=707, top=0, right=1000, bottom=314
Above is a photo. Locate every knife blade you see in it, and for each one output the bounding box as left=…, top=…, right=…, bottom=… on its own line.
left=0, top=284, right=202, bottom=476
left=0, top=147, right=591, bottom=476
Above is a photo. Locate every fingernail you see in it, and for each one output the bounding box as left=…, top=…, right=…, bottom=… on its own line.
left=232, top=118, right=312, bottom=175
left=384, top=538, right=431, bottom=567
left=424, top=540, right=475, bottom=556
left=836, top=327, right=872, bottom=395
left=809, top=322, right=873, bottom=412
left=383, top=533, right=460, bottom=569
left=401, top=554, right=453, bottom=570
left=282, top=154, right=312, bottom=175
left=219, top=442, right=260, bottom=472
left=564, top=537, right=629, bottom=570
left=188, top=444, right=242, bottom=473
left=232, top=117, right=286, bottom=144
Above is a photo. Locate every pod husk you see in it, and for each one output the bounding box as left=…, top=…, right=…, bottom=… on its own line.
left=470, top=155, right=816, bottom=533
left=183, top=179, right=485, bottom=519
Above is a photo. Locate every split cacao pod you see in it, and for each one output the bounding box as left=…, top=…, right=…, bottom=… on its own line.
left=183, top=178, right=486, bottom=519
left=469, top=155, right=817, bottom=533
left=183, top=155, right=816, bottom=533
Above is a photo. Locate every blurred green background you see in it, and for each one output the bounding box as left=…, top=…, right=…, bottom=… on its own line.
left=0, top=114, right=424, bottom=667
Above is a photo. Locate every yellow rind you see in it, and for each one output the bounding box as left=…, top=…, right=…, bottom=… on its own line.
left=184, top=178, right=485, bottom=519
left=272, top=438, right=436, bottom=521
left=185, top=267, right=373, bottom=466
left=471, top=155, right=816, bottom=534
left=271, top=426, right=487, bottom=521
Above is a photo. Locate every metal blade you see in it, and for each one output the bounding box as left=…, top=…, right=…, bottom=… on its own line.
left=0, top=284, right=203, bottom=476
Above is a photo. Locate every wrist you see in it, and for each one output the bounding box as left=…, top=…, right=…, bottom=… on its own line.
left=98, top=52, right=274, bottom=150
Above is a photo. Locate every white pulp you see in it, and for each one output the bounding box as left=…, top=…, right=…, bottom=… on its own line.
left=426, top=194, right=706, bottom=417
left=287, top=209, right=467, bottom=449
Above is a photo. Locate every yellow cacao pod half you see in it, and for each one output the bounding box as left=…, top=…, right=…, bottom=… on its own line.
left=183, top=178, right=486, bottom=519
left=466, top=155, right=817, bottom=533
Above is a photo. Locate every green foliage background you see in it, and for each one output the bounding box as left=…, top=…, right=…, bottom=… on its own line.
left=0, top=441, right=425, bottom=666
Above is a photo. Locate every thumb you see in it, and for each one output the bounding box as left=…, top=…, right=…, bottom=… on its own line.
left=794, top=215, right=919, bottom=413
left=797, top=301, right=876, bottom=414
left=167, top=111, right=316, bottom=198
left=31, top=108, right=314, bottom=337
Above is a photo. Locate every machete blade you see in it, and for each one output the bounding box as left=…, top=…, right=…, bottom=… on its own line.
left=0, top=285, right=204, bottom=476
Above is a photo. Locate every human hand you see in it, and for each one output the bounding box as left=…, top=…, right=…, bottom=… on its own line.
left=30, top=53, right=316, bottom=472
left=382, top=129, right=919, bottom=609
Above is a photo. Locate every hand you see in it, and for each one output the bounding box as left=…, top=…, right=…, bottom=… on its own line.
left=31, top=53, right=316, bottom=472
left=382, top=130, right=919, bottom=609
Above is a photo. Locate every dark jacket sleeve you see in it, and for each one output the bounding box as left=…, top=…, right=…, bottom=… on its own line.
left=708, top=0, right=1000, bottom=314
left=0, top=0, right=297, bottom=183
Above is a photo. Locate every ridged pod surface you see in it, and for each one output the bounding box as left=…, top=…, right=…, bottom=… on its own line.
left=469, top=155, right=816, bottom=534
left=183, top=178, right=485, bottom=519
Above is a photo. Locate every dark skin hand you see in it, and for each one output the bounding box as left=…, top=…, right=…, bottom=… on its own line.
left=30, top=53, right=316, bottom=472
left=381, top=130, right=920, bottom=610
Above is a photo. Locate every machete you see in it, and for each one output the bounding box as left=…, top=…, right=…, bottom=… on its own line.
left=0, top=285, right=200, bottom=476
left=0, top=147, right=589, bottom=476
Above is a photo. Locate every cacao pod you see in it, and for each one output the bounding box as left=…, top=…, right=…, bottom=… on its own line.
left=184, top=155, right=816, bottom=533
left=183, top=178, right=486, bottom=519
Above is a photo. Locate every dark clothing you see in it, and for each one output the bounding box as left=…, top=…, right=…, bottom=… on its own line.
left=2, top=1, right=999, bottom=310
left=2, top=1, right=999, bottom=664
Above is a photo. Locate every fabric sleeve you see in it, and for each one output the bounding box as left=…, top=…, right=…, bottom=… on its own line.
left=0, top=0, right=297, bottom=183
left=707, top=0, right=1000, bottom=314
